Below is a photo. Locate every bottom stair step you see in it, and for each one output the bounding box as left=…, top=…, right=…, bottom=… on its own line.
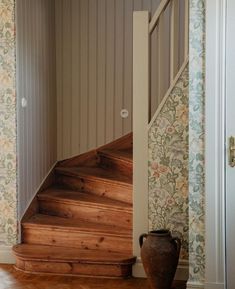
left=13, top=244, right=136, bottom=278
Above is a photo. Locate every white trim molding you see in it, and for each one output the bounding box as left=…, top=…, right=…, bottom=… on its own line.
left=205, top=0, right=226, bottom=288
left=187, top=282, right=205, bottom=289
left=132, top=11, right=149, bottom=262
left=204, top=284, right=225, bottom=289
left=0, top=246, right=15, bottom=264
left=133, top=258, right=189, bottom=281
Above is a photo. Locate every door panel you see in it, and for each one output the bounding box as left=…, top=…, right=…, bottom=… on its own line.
left=226, top=0, right=235, bottom=287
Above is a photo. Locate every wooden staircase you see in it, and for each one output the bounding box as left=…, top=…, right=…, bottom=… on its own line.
left=13, top=133, right=136, bottom=278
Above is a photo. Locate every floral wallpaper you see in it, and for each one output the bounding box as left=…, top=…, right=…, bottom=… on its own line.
left=188, top=0, right=205, bottom=285
left=149, top=65, right=189, bottom=261
left=0, top=0, right=17, bottom=246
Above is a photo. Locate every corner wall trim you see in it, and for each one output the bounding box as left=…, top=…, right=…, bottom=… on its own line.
left=133, top=257, right=189, bottom=281
left=205, top=0, right=226, bottom=286
left=0, top=246, right=15, bottom=264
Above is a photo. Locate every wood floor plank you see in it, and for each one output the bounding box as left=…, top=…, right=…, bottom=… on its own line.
left=0, top=265, right=187, bottom=289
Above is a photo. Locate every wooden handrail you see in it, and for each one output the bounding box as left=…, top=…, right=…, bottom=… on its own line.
left=149, top=0, right=171, bottom=34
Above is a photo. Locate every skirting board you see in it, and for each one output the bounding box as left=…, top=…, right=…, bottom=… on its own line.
left=204, top=283, right=225, bottom=289
left=187, top=281, right=204, bottom=289
left=133, top=257, right=189, bottom=281
left=0, top=246, right=15, bottom=264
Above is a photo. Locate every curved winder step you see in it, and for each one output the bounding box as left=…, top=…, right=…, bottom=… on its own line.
left=38, top=188, right=132, bottom=229
left=56, top=166, right=132, bottom=204
left=13, top=244, right=136, bottom=277
left=98, top=149, right=132, bottom=176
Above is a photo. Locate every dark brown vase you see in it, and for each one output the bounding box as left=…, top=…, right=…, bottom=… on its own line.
left=139, top=230, right=181, bottom=289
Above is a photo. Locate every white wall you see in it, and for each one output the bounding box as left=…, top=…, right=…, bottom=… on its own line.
left=16, top=0, right=57, bottom=218
left=55, top=0, right=185, bottom=160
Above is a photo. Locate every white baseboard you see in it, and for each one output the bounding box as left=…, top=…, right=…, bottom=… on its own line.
left=133, top=257, right=189, bottom=281
left=187, top=281, right=205, bottom=289
left=204, top=283, right=225, bottom=289
left=0, top=246, right=15, bottom=264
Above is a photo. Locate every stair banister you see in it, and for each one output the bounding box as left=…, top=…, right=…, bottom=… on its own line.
left=132, top=0, right=189, bottom=276
left=149, top=0, right=171, bottom=34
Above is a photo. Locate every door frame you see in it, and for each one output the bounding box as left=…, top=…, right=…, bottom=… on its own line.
left=205, top=0, right=226, bottom=288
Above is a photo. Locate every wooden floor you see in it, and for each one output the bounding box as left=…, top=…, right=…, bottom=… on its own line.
left=0, top=265, right=186, bottom=289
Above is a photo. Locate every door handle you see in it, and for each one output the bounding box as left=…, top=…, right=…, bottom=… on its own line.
left=229, top=136, right=235, bottom=167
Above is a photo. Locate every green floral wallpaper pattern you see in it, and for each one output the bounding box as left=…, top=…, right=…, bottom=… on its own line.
left=149, top=65, right=189, bottom=261
left=0, top=0, right=17, bottom=246
left=188, top=0, right=205, bottom=284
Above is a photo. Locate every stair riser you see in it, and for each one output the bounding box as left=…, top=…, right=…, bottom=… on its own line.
left=22, top=228, right=132, bottom=255
left=57, top=174, right=132, bottom=204
left=38, top=200, right=132, bottom=229
left=98, top=154, right=132, bottom=177
left=15, top=259, right=132, bottom=277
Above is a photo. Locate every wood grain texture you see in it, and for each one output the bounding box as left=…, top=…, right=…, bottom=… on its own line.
left=38, top=188, right=132, bottom=228
left=14, top=134, right=134, bottom=277
left=0, top=265, right=186, bottom=288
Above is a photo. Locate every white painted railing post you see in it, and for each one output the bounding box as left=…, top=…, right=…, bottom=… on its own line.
left=170, top=0, right=180, bottom=82
left=184, top=0, right=189, bottom=58
left=133, top=11, right=149, bottom=277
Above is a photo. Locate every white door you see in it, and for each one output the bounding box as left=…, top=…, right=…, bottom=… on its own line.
left=226, top=0, right=235, bottom=287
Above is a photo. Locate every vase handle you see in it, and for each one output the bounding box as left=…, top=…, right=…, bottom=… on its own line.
left=172, top=237, right=181, bottom=255
left=139, top=233, right=148, bottom=248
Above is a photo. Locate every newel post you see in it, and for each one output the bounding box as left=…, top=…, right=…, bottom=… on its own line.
left=133, top=11, right=149, bottom=277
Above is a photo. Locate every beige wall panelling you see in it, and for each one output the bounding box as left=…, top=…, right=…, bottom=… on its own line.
left=97, top=0, right=106, bottom=146
left=114, top=0, right=124, bottom=139
left=55, top=0, right=63, bottom=160
left=71, top=0, right=81, bottom=155
left=56, top=0, right=176, bottom=159
left=80, top=0, right=89, bottom=152
left=123, top=0, right=133, bottom=134
left=63, top=0, right=72, bottom=156
left=88, top=0, right=98, bottom=149
left=17, top=0, right=57, bottom=217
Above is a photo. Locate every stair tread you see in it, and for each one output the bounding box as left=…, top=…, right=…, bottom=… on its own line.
left=38, top=188, right=132, bottom=211
left=56, top=166, right=132, bottom=185
left=23, top=214, right=131, bottom=237
left=13, top=244, right=136, bottom=264
left=98, top=149, right=133, bottom=163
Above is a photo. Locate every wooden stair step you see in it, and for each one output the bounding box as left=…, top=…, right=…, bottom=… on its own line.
left=55, top=167, right=132, bottom=204
left=56, top=166, right=132, bottom=185
left=38, top=188, right=132, bottom=228
left=22, top=214, right=132, bottom=254
left=98, top=149, right=132, bottom=163
left=98, top=149, right=133, bottom=175
left=13, top=244, right=136, bottom=277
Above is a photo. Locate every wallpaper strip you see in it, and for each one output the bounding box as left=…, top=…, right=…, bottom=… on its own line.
left=148, top=65, right=189, bottom=261
left=0, top=0, right=17, bottom=246
left=188, top=0, right=206, bottom=284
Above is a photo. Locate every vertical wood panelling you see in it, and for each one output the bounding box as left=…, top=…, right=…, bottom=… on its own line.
left=80, top=0, right=89, bottom=152
left=71, top=0, right=81, bottom=155
left=88, top=0, right=98, bottom=149
left=17, top=0, right=57, bottom=217
left=56, top=0, right=185, bottom=159
left=62, top=0, right=72, bottom=156
left=55, top=0, right=63, bottom=160
left=106, top=0, right=115, bottom=143
left=124, top=0, right=134, bottom=134
left=114, top=0, right=124, bottom=139
left=97, top=0, right=106, bottom=146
